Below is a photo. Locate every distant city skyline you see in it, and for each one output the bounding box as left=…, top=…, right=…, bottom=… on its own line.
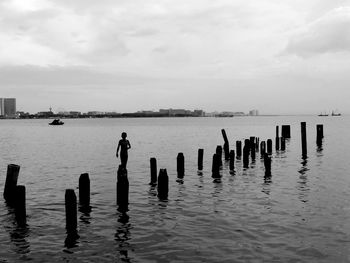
left=1, top=1, right=350, bottom=114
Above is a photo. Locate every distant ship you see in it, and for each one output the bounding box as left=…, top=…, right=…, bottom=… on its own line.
left=331, top=110, right=341, bottom=116
left=318, top=112, right=329, bottom=116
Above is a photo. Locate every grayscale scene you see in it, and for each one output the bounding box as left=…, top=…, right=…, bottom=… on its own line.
left=0, top=0, right=349, bottom=262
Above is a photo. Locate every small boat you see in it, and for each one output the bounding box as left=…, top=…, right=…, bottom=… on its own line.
left=49, top=119, right=64, bottom=125
left=331, top=110, right=341, bottom=116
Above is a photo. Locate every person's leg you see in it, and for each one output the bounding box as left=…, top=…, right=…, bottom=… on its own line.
left=121, top=154, right=128, bottom=168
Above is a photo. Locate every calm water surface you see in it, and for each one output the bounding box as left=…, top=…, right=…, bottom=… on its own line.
left=0, top=116, right=349, bottom=262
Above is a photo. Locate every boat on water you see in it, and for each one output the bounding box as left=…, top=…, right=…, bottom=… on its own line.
left=331, top=110, right=341, bottom=116
left=49, top=119, right=64, bottom=125
left=318, top=112, right=329, bottom=116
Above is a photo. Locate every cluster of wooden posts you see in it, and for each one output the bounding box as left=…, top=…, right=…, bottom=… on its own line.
left=2, top=122, right=324, bottom=235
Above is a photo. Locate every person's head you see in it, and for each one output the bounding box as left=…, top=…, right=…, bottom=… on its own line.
left=121, top=132, right=127, bottom=139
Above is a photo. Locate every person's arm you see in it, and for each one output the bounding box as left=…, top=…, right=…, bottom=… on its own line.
left=116, top=141, right=120, bottom=157
left=127, top=140, right=131, bottom=149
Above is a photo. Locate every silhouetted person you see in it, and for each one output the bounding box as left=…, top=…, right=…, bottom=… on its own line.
left=116, top=132, right=131, bottom=168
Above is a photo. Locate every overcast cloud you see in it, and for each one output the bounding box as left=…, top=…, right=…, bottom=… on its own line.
left=0, top=0, right=349, bottom=114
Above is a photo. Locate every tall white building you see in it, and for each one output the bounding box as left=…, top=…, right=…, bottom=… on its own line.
left=0, top=98, right=16, bottom=117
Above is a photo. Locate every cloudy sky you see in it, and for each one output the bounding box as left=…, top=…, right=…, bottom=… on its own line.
left=1, top=0, right=350, bottom=114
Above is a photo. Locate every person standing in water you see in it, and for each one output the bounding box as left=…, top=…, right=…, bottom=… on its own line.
left=116, top=132, right=131, bottom=168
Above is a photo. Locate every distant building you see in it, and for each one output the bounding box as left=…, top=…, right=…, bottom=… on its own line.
left=193, top=110, right=205, bottom=117
left=0, top=98, right=16, bottom=117
left=249, top=109, right=259, bottom=116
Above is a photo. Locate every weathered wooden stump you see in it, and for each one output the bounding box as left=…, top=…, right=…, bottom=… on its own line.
left=79, top=173, right=90, bottom=209
left=229, top=150, right=235, bottom=171
left=150, top=158, right=157, bottom=185
left=301, top=122, right=307, bottom=158
left=3, top=164, right=20, bottom=204
left=157, top=169, right=169, bottom=200
left=212, top=154, right=221, bottom=178
left=267, top=139, right=272, bottom=155
left=15, top=185, right=26, bottom=226
left=65, top=189, right=77, bottom=232
left=221, top=129, right=230, bottom=160
left=117, top=166, right=129, bottom=212
left=282, top=125, right=291, bottom=138
left=243, top=146, right=249, bottom=168
left=264, top=153, right=271, bottom=176
left=316, top=124, right=324, bottom=146
left=280, top=137, right=286, bottom=151
left=236, top=141, right=242, bottom=158
left=177, top=153, right=185, bottom=179
left=198, top=149, right=204, bottom=171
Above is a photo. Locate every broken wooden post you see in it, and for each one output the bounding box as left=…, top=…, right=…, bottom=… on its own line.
left=212, top=154, right=220, bottom=178
left=280, top=137, right=286, bottom=151
left=267, top=139, right=272, bottom=155
left=229, top=150, right=235, bottom=171
left=157, top=169, right=169, bottom=200
left=316, top=124, right=324, bottom=146
left=264, top=153, right=271, bottom=176
left=260, top=141, right=266, bottom=156
left=221, top=129, right=230, bottom=160
left=216, top=146, right=223, bottom=167
left=243, top=145, right=249, bottom=168
left=15, top=185, right=26, bottom=226
left=79, top=173, right=90, bottom=209
left=236, top=141, right=242, bottom=158
left=282, top=125, right=291, bottom=138
left=65, top=189, right=77, bottom=232
left=301, top=122, right=307, bottom=158
left=150, top=158, right=157, bottom=185
left=3, top=164, right=20, bottom=204
left=177, top=153, right=185, bottom=179
left=116, top=166, right=129, bottom=212
left=275, top=126, right=280, bottom=151
left=198, top=149, right=204, bottom=170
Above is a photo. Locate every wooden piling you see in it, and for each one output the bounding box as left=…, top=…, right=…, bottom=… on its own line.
left=280, top=137, right=286, bottom=151
left=250, top=142, right=256, bottom=160
left=229, top=150, right=235, bottom=171
left=3, top=164, right=20, bottom=204
left=216, top=146, right=223, bottom=167
left=264, top=153, right=271, bottom=176
left=301, top=122, right=307, bottom=158
left=255, top=137, right=259, bottom=151
left=243, top=146, right=249, bottom=168
left=316, top=124, right=323, bottom=146
left=236, top=141, right=242, bottom=158
left=157, top=169, right=169, bottom=200
left=15, top=185, right=26, bottom=226
left=198, top=149, right=204, bottom=170
left=275, top=126, right=280, bottom=151
left=150, top=158, right=157, bottom=185
left=212, top=154, right=220, bottom=178
left=117, top=166, right=129, bottom=211
left=267, top=139, right=272, bottom=154
left=79, top=173, right=90, bottom=208
left=260, top=141, right=266, bottom=156
left=65, top=189, right=77, bottom=232
left=282, top=125, right=291, bottom=138
left=177, top=153, right=185, bottom=179
left=221, top=129, right=230, bottom=160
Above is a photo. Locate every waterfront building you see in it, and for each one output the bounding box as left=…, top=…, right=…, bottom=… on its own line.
left=0, top=98, right=16, bottom=117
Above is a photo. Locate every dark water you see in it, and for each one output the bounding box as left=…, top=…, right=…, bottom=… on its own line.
left=0, top=116, right=349, bottom=262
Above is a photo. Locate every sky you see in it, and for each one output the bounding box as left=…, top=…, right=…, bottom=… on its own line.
left=1, top=0, right=350, bottom=114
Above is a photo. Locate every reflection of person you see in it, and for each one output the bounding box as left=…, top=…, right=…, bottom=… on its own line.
left=116, top=132, right=131, bottom=168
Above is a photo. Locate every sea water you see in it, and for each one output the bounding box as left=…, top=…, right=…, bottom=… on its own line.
left=0, top=116, right=349, bottom=262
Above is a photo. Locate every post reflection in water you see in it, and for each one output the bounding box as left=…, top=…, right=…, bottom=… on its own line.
left=115, top=212, right=132, bottom=262
left=64, top=230, right=80, bottom=249
left=262, top=175, right=272, bottom=195
left=4, top=205, right=31, bottom=256
left=298, top=157, right=310, bottom=203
